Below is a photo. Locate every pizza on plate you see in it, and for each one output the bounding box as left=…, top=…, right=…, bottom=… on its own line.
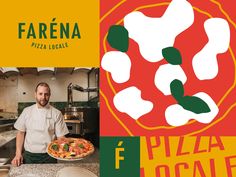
left=47, top=138, right=94, bottom=160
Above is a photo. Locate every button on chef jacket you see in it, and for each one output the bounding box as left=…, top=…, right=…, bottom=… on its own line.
left=14, top=104, right=69, bottom=153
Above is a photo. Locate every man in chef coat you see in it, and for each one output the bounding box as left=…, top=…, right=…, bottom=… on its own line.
left=11, top=82, right=69, bottom=166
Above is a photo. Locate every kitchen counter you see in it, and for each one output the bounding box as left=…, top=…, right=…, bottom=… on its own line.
left=8, top=148, right=99, bottom=176
left=9, top=162, right=99, bottom=177
left=0, top=130, right=17, bottom=147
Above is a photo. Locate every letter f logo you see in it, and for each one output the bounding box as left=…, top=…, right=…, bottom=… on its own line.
left=115, top=141, right=125, bottom=169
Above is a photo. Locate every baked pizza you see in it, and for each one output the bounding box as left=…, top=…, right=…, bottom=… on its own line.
left=47, top=138, right=94, bottom=160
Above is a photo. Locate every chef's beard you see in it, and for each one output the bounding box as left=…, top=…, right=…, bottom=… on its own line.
left=36, top=99, right=49, bottom=107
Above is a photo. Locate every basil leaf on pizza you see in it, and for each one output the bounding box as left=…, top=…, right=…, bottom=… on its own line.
left=51, top=144, right=59, bottom=151
left=179, top=96, right=211, bottom=114
left=63, top=144, right=69, bottom=152
left=170, top=79, right=184, bottom=101
left=78, top=144, right=85, bottom=149
left=107, top=25, right=129, bottom=52
left=162, top=47, right=182, bottom=65
left=171, top=79, right=210, bottom=114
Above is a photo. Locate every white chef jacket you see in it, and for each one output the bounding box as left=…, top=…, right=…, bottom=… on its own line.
left=14, top=104, right=69, bottom=153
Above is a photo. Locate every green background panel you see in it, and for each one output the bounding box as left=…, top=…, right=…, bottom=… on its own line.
left=100, top=136, right=140, bottom=177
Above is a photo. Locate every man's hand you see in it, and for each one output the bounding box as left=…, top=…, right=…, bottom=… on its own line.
left=11, top=153, right=23, bottom=166
left=12, top=130, right=25, bottom=166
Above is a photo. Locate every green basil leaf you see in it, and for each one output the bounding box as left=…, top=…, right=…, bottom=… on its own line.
left=162, top=47, right=182, bottom=65
left=107, top=25, right=129, bottom=52
left=78, top=144, right=85, bottom=149
left=52, top=144, right=59, bottom=151
left=63, top=144, right=69, bottom=152
left=179, top=96, right=211, bottom=114
left=170, top=79, right=184, bottom=101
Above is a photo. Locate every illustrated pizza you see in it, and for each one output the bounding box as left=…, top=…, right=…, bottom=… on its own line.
left=47, top=138, right=94, bottom=160
left=100, top=0, right=236, bottom=136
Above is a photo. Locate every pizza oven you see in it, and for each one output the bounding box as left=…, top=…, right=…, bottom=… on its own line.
left=64, top=82, right=99, bottom=135
left=64, top=106, right=99, bottom=136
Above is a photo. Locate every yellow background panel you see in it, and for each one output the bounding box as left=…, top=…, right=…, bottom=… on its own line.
left=141, top=136, right=236, bottom=177
left=0, top=0, right=99, bottom=67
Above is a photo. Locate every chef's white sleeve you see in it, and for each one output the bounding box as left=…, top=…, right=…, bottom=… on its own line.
left=14, top=109, right=27, bottom=132
left=55, top=113, right=69, bottom=137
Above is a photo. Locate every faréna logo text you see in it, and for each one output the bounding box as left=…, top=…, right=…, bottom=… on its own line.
left=18, top=18, right=81, bottom=50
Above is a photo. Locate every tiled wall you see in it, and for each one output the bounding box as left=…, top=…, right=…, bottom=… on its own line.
left=18, top=99, right=99, bottom=115
left=0, top=71, right=97, bottom=112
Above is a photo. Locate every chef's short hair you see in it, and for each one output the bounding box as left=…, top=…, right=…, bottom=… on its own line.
left=35, top=82, right=51, bottom=94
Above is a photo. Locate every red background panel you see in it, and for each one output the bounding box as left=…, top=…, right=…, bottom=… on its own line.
left=100, top=0, right=236, bottom=136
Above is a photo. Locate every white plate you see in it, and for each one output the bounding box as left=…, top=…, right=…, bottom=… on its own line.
left=16, top=174, right=40, bottom=177
left=56, top=167, right=97, bottom=177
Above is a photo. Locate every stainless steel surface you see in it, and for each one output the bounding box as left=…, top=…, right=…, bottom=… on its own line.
left=66, top=122, right=83, bottom=135
left=65, top=107, right=84, bottom=112
left=65, top=80, right=99, bottom=136
left=64, top=105, right=99, bottom=136
left=67, top=83, right=98, bottom=107
left=0, top=119, right=16, bottom=133
left=65, top=108, right=98, bottom=135
left=64, top=106, right=85, bottom=135
left=64, top=107, right=84, bottom=120
left=0, top=158, right=9, bottom=166
left=88, top=67, right=99, bottom=101
left=0, top=124, right=14, bottom=133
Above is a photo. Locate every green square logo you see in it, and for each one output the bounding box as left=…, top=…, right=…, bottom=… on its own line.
left=100, top=137, right=140, bottom=177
